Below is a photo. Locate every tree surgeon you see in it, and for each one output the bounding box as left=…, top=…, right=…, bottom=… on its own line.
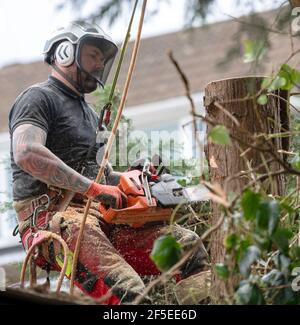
left=9, top=21, right=208, bottom=304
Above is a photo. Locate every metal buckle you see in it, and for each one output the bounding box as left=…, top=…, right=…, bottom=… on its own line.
left=32, top=194, right=50, bottom=230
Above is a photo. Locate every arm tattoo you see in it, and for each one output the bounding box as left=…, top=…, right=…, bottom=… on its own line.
left=13, top=124, right=91, bottom=194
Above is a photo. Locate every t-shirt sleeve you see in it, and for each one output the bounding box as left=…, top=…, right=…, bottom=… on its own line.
left=9, top=87, right=53, bottom=134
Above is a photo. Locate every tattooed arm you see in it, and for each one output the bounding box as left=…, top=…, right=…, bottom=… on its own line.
left=13, top=124, right=92, bottom=194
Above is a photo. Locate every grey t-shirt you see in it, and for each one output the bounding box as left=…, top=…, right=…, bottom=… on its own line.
left=9, top=76, right=103, bottom=200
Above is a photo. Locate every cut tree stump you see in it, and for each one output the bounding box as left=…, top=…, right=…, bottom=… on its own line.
left=204, top=77, right=289, bottom=302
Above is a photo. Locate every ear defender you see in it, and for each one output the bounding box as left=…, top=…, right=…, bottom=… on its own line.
left=55, top=41, right=75, bottom=67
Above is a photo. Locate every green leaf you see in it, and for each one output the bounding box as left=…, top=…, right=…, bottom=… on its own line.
left=224, top=233, right=240, bottom=251
left=215, top=263, right=229, bottom=279
left=177, top=178, right=187, bottom=187
left=243, top=40, right=266, bottom=63
left=291, top=68, right=300, bottom=86
left=253, top=233, right=271, bottom=251
left=274, top=287, right=299, bottom=305
left=257, top=94, right=268, bottom=106
left=256, top=200, right=280, bottom=236
left=150, top=234, right=182, bottom=272
left=235, top=281, right=265, bottom=305
left=239, top=245, right=261, bottom=277
left=280, top=202, right=295, bottom=216
left=253, top=232, right=272, bottom=252
left=291, top=152, right=300, bottom=170
left=236, top=239, right=252, bottom=263
left=271, top=228, right=293, bottom=255
left=269, top=76, right=287, bottom=91
left=261, top=77, right=271, bottom=90
left=273, top=254, right=291, bottom=275
left=278, top=64, right=300, bottom=91
left=241, top=190, right=261, bottom=221
left=289, top=246, right=300, bottom=260
left=208, top=125, right=231, bottom=146
left=262, top=65, right=300, bottom=93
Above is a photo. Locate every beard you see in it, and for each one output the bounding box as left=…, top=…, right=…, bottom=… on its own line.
left=81, top=73, right=98, bottom=93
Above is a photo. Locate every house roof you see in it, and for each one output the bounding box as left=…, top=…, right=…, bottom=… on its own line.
left=0, top=8, right=299, bottom=132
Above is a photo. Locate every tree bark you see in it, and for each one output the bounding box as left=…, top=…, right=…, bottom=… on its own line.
left=204, top=77, right=289, bottom=302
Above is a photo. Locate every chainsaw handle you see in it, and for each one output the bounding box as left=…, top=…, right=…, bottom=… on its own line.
left=99, top=202, right=118, bottom=222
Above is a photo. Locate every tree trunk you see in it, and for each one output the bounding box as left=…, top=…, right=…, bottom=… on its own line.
left=204, top=77, right=289, bottom=302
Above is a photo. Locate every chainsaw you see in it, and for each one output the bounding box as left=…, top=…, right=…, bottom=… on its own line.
left=99, top=160, right=210, bottom=227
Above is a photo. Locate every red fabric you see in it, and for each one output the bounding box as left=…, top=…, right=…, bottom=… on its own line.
left=67, top=276, right=120, bottom=305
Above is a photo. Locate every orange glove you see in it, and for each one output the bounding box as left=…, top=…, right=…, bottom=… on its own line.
left=85, top=182, right=127, bottom=209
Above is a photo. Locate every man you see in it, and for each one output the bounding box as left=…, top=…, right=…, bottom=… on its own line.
left=9, top=21, right=208, bottom=304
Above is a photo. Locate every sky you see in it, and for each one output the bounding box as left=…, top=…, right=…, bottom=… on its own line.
left=0, top=0, right=280, bottom=68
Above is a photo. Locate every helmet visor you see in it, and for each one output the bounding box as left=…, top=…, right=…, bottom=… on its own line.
left=76, top=35, right=118, bottom=87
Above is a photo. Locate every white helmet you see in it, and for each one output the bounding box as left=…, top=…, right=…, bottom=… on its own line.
left=43, top=21, right=118, bottom=89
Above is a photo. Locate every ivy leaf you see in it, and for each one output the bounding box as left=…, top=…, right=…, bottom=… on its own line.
left=278, top=64, right=300, bottom=91
left=253, top=233, right=272, bottom=251
left=150, top=234, right=182, bottom=272
left=256, top=200, right=280, bottom=236
left=273, top=253, right=291, bottom=276
left=235, top=281, right=265, bottom=305
left=261, top=76, right=286, bottom=91
left=289, top=246, right=300, bottom=260
left=280, top=202, right=295, bottom=216
left=236, top=239, right=252, bottom=263
left=274, top=288, right=299, bottom=305
left=269, top=76, right=287, bottom=91
left=257, top=94, right=268, bottom=106
left=291, top=152, right=300, bottom=170
left=208, top=125, right=231, bottom=145
left=243, top=40, right=267, bottom=63
left=215, top=263, right=229, bottom=279
left=261, top=77, right=271, bottom=90
left=291, top=68, right=300, bottom=86
left=239, top=245, right=261, bottom=277
left=271, top=228, right=293, bottom=255
left=224, top=233, right=240, bottom=251
left=261, top=64, right=300, bottom=93
left=241, top=190, right=261, bottom=221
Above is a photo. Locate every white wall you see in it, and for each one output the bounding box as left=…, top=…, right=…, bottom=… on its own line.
left=124, top=92, right=206, bottom=164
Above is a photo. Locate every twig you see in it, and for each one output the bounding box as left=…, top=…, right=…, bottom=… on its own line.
left=214, top=101, right=240, bottom=127
left=267, top=92, right=300, bottom=114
